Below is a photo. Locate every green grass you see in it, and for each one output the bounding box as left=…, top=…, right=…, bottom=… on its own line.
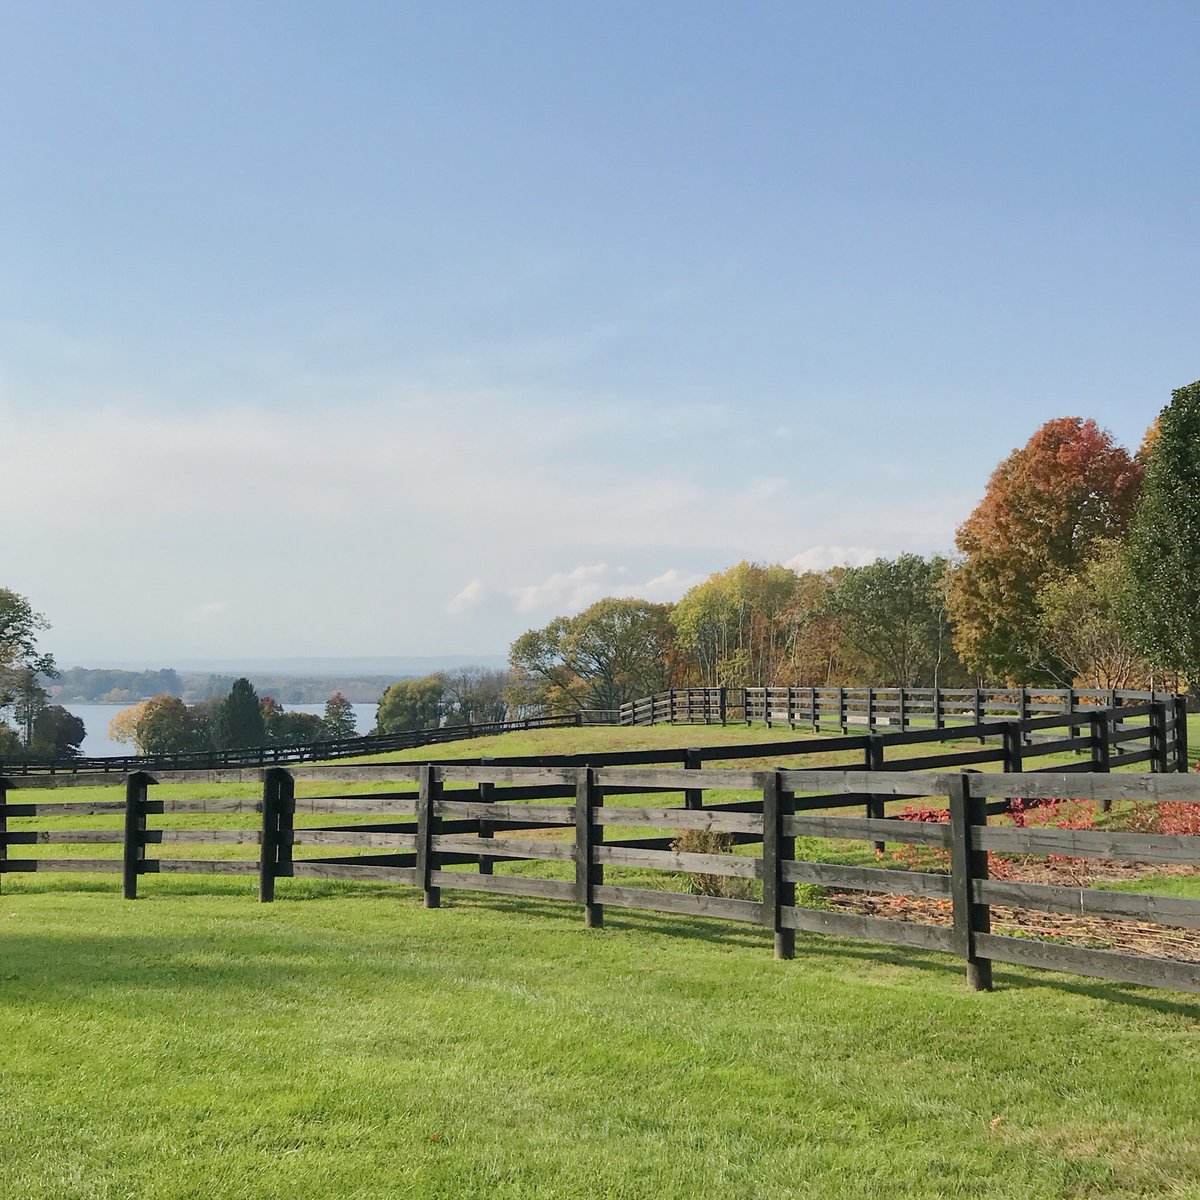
left=3, top=876, right=1200, bottom=1200
left=5, top=723, right=1200, bottom=1196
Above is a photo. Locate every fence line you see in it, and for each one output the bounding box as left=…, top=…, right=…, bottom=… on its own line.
left=618, top=685, right=1187, bottom=733
left=3, top=761, right=1198, bottom=996
left=1, top=712, right=582, bottom=777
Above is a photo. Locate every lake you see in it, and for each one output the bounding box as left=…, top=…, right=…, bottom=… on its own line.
left=60, top=702, right=380, bottom=758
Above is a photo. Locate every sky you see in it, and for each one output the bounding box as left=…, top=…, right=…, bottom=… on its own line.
left=2, top=1, right=1197, bottom=665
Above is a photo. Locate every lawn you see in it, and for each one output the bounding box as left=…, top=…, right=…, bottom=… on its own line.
left=2, top=875, right=1199, bottom=1200
left=4, top=721, right=1198, bottom=1198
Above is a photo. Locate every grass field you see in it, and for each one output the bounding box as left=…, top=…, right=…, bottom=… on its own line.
left=4, top=722, right=1199, bottom=1197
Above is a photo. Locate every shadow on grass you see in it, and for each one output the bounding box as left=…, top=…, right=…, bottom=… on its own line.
left=7, top=874, right=1199, bottom=1017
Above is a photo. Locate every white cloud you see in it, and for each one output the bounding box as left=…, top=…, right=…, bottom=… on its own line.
left=447, top=579, right=486, bottom=613
left=510, top=563, right=705, bottom=617
left=784, top=546, right=880, bottom=571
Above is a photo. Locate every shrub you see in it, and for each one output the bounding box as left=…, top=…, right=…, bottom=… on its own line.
left=671, top=829, right=757, bottom=900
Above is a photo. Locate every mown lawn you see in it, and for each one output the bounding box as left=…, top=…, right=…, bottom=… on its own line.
left=2, top=874, right=1199, bottom=1200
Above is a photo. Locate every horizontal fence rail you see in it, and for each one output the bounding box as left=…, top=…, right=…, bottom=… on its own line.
left=619, top=685, right=1188, bottom=734
left=4, top=756, right=1199, bottom=998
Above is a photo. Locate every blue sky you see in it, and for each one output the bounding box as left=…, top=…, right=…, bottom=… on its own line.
left=2, top=1, right=1196, bottom=663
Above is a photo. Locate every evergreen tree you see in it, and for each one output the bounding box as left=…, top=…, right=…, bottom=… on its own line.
left=1124, top=380, right=1200, bottom=684
left=216, top=678, right=266, bottom=749
left=323, top=692, right=357, bottom=739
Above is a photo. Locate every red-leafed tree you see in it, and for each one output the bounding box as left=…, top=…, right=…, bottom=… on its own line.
left=948, top=417, right=1143, bottom=683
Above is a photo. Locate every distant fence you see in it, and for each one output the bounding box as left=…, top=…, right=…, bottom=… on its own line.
left=1, top=713, right=582, bottom=778
left=619, top=685, right=1186, bottom=733
left=4, top=759, right=1198, bottom=996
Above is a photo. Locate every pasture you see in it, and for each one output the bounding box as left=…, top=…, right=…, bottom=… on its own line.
left=4, top=720, right=1199, bottom=1198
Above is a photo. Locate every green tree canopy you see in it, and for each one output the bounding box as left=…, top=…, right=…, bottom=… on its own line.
left=510, top=597, right=675, bottom=713
left=1123, top=380, right=1200, bottom=684
left=828, top=555, right=962, bottom=686
left=375, top=675, right=446, bottom=733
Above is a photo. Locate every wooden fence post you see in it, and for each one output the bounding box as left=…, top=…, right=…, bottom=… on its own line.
left=1150, top=701, right=1170, bottom=774
left=718, top=686, right=728, bottom=726
left=259, top=768, right=282, bottom=903
left=1090, top=712, right=1112, bottom=811
left=123, top=771, right=152, bottom=901
left=975, top=688, right=985, bottom=743
left=838, top=686, right=847, bottom=735
left=417, top=763, right=441, bottom=908
left=276, top=769, right=295, bottom=885
left=478, top=757, right=494, bottom=875
left=684, top=747, right=702, bottom=810
left=1173, top=695, right=1189, bottom=772
left=947, top=773, right=992, bottom=991
left=867, top=686, right=876, bottom=732
left=762, top=771, right=794, bottom=960
left=0, top=778, right=8, bottom=896
left=865, top=735, right=886, bottom=854
left=934, top=686, right=944, bottom=731
left=898, top=687, right=907, bottom=732
left=810, top=687, right=819, bottom=732
left=1002, top=721, right=1024, bottom=773
left=1018, top=688, right=1030, bottom=742
left=575, top=767, right=603, bottom=927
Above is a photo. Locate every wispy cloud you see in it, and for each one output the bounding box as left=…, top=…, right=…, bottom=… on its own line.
left=784, top=546, right=879, bottom=571
left=447, top=579, right=486, bottom=613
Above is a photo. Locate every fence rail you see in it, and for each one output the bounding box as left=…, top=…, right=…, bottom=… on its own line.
left=3, top=761, right=1198, bottom=996
left=619, top=685, right=1187, bottom=732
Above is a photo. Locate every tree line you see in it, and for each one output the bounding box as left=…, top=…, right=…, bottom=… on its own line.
left=508, top=379, right=1200, bottom=713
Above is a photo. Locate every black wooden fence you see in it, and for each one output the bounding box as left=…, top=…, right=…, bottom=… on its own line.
left=619, top=685, right=1185, bottom=733
left=1, top=712, right=581, bottom=777
left=4, top=761, right=1198, bottom=996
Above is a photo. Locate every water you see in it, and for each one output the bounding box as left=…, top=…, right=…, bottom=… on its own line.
left=59, top=702, right=379, bottom=758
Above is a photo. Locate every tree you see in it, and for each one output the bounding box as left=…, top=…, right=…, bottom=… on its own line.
left=216, top=678, right=266, bottom=749
left=828, top=555, right=963, bottom=686
left=323, top=692, right=357, bottom=739
left=375, top=675, right=446, bottom=733
left=440, top=667, right=511, bottom=725
left=31, top=705, right=86, bottom=758
left=267, top=709, right=326, bottom=746
left=1036, top=541, right=1149, bottom=687
left=672, top=563, right=799, bottom=686
left=1123, top=380, right=1200, bottom=684
left=109, top=701, right=149, bottom=748
left=10, top=665, right=51, bottom=745
left=949, top=417, right=1143, bottom=682
left=136, top=695, right=196, bottom=755
left=510, top=597, right=676, bottom=713
left=0, top=589, right=58, bottom=741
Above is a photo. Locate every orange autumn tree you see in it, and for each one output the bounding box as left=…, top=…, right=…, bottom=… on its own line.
left=949, top=417, right=1143, bottom=683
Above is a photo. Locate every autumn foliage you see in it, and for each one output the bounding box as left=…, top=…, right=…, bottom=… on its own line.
left=949, top=417, right=1143, bottom=682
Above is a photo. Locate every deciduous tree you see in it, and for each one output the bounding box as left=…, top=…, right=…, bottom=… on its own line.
left=828, top=555, right=962, bottom=686
left=32, top=705, right=86, bottom=758
left=949, top=417, right=1142, bottom=682
left=510, top=598, right=675, bottom=713
left=375, top=675, right=446, bottom=733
